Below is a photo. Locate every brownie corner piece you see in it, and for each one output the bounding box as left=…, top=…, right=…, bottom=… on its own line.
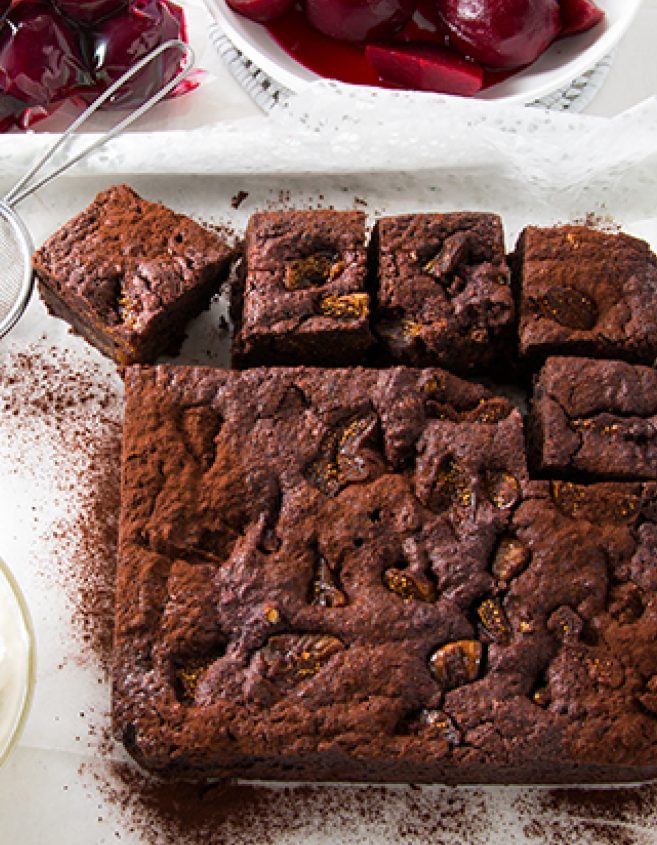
left=33, top=184, right=236, bottom=365
left=529, top=355, right=657, bottom=481
left=514, top=224, right=657, bottom=364
left=372, top=212, right=515, bottom=373
left=231, top=209, right=374, bottom=367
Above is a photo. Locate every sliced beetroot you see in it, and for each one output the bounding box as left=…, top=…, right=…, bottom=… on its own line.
left=437, top=0, right=562, bottom=69
left=226, top=0, right=295, bottom=23
left=88, top=0, right=186, bottom=108
left=305, top=0, right=416, bottom=43
left=0, top=0, right=91, bottom=106
left=54, top=0, right=128, bottom=26
left=559, top=0, right=604, bottom=36
left=396, top=1, right=451, bottom=46
left=365, top=43, right=483, bottom=95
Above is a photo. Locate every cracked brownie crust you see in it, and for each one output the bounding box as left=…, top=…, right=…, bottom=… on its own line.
left=371, top=213, right=515, bottom=373
left=114, top=364, right=657, bottom=784
left=513, top=225, right=657, bottom=365
left=33, top=185, right=235, bottom=365
left=530, top=357, right=657, bottom=480
left=232, top=210, right=374, bottom=367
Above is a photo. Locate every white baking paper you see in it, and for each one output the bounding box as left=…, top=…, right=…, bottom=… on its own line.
left=0, top=83, right=656, bottom=844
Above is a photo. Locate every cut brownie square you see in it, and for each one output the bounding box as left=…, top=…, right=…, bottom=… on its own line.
left=529, top=356, right=657, bottom=481
left=513, top=225, right=657, bottom=364
left=372, top=212, right=515, bottom=373
left=33, top=184, right=235, bottom=365
left=231, top=210, right=374, bottom=367
left=116, top=364, right=553, bottom=784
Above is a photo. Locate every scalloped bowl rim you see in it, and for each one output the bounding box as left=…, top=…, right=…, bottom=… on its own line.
left=212, top=0, right=642, bottom=104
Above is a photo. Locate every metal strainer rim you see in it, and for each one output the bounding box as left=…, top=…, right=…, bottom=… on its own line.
left=0, top=202, right=34, bottom=340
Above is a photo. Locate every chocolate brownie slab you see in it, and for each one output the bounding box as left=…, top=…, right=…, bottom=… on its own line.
left=529, top=356, right=657, bottom=480
left=33, top=185, right=235, bottom=365
left=232, top=210, right=374, bottom=367
left=115, top=364, right=541, bottom=783
left=513, top=225, right=657, bottom=364
left=372, top=212, right=515, bottom=373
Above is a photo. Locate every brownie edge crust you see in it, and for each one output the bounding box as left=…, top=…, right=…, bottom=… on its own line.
left=114, top=365, right=657, bottom=785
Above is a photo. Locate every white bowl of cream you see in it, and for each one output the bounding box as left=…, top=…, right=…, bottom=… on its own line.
left=0, top=557, right=34, bottom=766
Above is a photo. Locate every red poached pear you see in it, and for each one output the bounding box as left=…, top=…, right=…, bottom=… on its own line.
left=306, top=0, right=417, bottom=43
left=366, top=42, right=483, bottom=94
left=89, top=0, right=185, bottom=108
left=0, top=0, right=90, bottom=106
left=559, top=0, right=604, bottom=36
left=226, top=0, right=295, bottom=23
left=54, top=0, right=128, bottom=26
left=436, top=0, right=562, bottom=69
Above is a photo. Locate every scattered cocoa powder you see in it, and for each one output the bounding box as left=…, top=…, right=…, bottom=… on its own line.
left=230, top=190, right=249, bottom=210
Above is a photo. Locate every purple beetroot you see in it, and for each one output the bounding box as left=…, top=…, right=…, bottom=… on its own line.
left=366, top=43, right=483, bottom=94
left=306, top=0, right=417, bottom=42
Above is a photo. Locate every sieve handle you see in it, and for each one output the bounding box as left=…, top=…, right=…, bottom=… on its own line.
left=5, top=39, right=195, bottom=208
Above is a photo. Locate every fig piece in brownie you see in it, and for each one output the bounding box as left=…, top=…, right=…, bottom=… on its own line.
left=371, top=212, right=515, bottom=373
left=116, top=364, right=548, bottom=784
left=231, top=210, right=374, bottom=367
left=529, top=356, right=657, bottom=481
left=33, top=184, right=235, bottom=365
left=513, top=225, right=657, bottom=364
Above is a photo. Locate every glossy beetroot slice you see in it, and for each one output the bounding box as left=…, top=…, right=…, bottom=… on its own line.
left=226, top=0, right=294, bottom=22
left=365, top=44, right=483, bottom=95
left=305, top=0, right=416, bottom=43
left=0, top=0, right=91, bottom=106
left=54, top=0, right=128, bottom=26
left=437, top=0, right=562, bottom=69
left=89, top=0, right=186, bottom=108
left=559, top=0, right=604, bottom=36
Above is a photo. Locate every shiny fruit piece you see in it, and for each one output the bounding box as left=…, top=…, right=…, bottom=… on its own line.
left=424, top=231, right=471, bottom=277
left=54, top=0, right=127, bottom=25
left=365, top=44, right=484, bottom=96
left=227, top=0, right=294, bottom=22
left=491, top=537, right=529, bottom=581
left=383, top=567, right=435, bottom=601
left=0, top=0, right=91, bottom=106
left=285, top=252, right=339, bottom=290
left=429, top=640, right=483, bottom=689
left=540, top=286, right=598, bottom=330
left=311, top=557, right=348, bottom=607
left=89, top=0, right=186, bottom=109
left=261, top=634, right=345, bottom=680
left=559, top=0, right=604, bottom=37
left=485, top=470, right=521, bottom=510
left=477, top=597, right=512, bottom=644
left=547, top=605, right=584, bottom=643
left=437, top=0, right=562, bottom=70
left=417, top=709, right=462, bottom=744
left=306, top=0, right=416, bottom=43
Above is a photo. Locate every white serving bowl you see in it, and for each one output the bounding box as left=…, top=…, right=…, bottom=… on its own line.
left=211, top=0, right=642, bottom=104
left=0, top=557, right=35, bottom=768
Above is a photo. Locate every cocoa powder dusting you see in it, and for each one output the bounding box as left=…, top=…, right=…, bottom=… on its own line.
left=0, top=344, right=122, bottom=672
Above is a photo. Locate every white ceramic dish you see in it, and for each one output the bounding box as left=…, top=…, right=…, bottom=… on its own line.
left=210, top=0, right=642, bottom=104
left=0, top=557, right=34, bottom=767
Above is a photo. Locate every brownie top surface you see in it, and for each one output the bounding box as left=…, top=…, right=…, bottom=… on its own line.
left=246, top=210, right=367, bottom=269
left=535, top=356, right=657, bottom=418
left=115, top=365, right=657, bottom=776
left=516, top=225, right=657, bottom=357
left=33, top=184, right=234, bottom=337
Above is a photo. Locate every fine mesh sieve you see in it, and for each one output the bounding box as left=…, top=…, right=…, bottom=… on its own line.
left=0, top=38, right=195, bottom=339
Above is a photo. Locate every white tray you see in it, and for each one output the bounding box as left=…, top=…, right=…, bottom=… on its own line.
left=1, top=95, right=657, bottom=843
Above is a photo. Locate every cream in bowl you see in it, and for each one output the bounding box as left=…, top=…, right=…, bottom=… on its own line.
left=0, top=557, right=34, bottom=766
